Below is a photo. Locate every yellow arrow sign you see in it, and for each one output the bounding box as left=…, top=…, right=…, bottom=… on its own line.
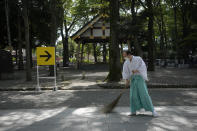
left=36, top=47, right=55, bottom=65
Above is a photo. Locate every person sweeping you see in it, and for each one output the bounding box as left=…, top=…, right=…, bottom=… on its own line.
left=122, top=51, right=158, bottom=117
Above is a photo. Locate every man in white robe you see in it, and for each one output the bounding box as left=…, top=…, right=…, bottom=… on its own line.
left=122, top=51, right=157, bottom=117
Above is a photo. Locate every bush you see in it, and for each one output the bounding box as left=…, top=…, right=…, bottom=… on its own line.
left=69, top=58, right=77, bottom=63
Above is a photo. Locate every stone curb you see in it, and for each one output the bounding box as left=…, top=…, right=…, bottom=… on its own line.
left=0, top=84, right=196, bottom=91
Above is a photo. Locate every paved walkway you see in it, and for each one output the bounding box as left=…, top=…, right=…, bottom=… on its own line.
left=0, top=89, right=197, bottom=109
left=0, top=106, right=197, bottom=131
left=0, top=65, right=197, bottom=90
left=0, top=89, right=197, bottom=131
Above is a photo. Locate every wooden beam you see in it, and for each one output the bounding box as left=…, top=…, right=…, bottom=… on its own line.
left=92, top=27, right=110, bottom=29
left=81, top=36, right=109, bottom=39
left=72, top=15, right=102, bottom=40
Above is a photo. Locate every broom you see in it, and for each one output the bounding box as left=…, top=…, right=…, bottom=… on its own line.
left=101, top=84, right=128, bottom=113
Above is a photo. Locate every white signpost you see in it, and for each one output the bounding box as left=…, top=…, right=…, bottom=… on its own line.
left=36, top=47, right=57, bottom=91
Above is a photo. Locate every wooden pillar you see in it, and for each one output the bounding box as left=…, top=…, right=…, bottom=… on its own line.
left=102, top=43, right=107, bottom=63
left=93, top=43, right=97, bottom=63
left=81, top=43, right=85, bottom=62
left=87, top=44, right=90, bottom=63
left=76, top=41, right=81, bottom=69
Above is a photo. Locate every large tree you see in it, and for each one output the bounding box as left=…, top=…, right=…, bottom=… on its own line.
left=17, top=3, right=24, bottom=70
left=21, top=0, right=32, bottom=81
left=154, top=0, right=167, bottom=60
left=49, top=0, right=57, bottom=76
left=130, top=0, right=143, bottom=57
left=146, top=0, right=155, bottom=71
left=5, top=0, right=12, bottom=51
left=108, top=0, right=121, bottom=81
left=61, top=0, right=73, bottom=67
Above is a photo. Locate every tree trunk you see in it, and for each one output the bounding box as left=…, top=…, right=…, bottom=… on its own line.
left=29, top=41, right=33, bottom=68
left=60, top=20, right=68, bottom=67
left=163, top=21, right=167, bottom=60
left=17, top=12, right=24, bottom=70
left=49, top=0, right=57, bottom=76
left=146, top=0, right=155, bottom=71
left=180, top=0, right=194, bottom=38
left=158, top=22, right=163, bottom=50
left=132, top=36, right=143, bottom=57
left=103, top=43, right=107, bottom=63
left=173, top=6, right=179, bottom=57
left=22, top=0, right=32, bottom=81
left=5, top=0, right=12, bottom=49
left=63, top=19, right=69, bottom=67
left=93, top=43, right=97, bottom=63
left=120, top=43, right=123, bottom=61
left=108, top=0, right=121, bottom=81
left=180, top=0, right=188, bottom=38
left=127, top=40, right=131, bottom=51
left=158, top=0, right=166, bottom=60
left=131, top=0, right=143, bottom=57
left=29, top=22, right=34, bottom=68
left=15, top=48, right=18, bottom=66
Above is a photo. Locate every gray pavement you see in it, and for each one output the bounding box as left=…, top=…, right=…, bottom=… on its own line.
left=0, top=89, right=197, bottom=131
left=0, top=89, right=197, bottom=109
left=0, top=106, right=197, bottom=131
left=0, top=65, right=197, bottom=131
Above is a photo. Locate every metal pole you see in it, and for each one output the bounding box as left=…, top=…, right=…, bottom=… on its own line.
left=36, top=65, right=41, bottom=91
left=54, top=47, right=57, bottom=91
left=54, top=64, right=57, bottom=91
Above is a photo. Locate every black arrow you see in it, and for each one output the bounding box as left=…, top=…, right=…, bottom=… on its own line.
left=40, top=51, right=52, bottom=62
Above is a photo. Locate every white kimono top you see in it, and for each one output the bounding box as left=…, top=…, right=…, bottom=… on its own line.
left=122, top=56, right=148, bottom=81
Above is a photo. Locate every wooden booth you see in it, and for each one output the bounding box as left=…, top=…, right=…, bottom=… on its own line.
left=71, top=14, right=110, bottom=68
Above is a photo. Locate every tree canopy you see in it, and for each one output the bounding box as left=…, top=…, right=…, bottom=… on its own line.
left=0, top=0, right=196, bottom=81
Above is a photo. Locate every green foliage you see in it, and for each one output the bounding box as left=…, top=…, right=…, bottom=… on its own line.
left=1, top=0, right=196, bottom=61
left=96, top=44, right=102, bottom=57
left=83, top=59, right=94, bottom=64
left=84, top=44, right=93, bottom=55
left=68, top=38, right=76, bottom=58
left=56, top=42, right=63, bottom=57
left=69, top=57, right=77, bottom=63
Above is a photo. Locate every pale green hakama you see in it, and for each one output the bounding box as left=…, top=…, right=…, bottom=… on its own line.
left=122, top=56, right=155, bottom=114
left=130, top=75, right=154, bottom=113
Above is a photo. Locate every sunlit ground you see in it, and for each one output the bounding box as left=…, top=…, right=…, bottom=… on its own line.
left=0, top=106, right=196, bottom=131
